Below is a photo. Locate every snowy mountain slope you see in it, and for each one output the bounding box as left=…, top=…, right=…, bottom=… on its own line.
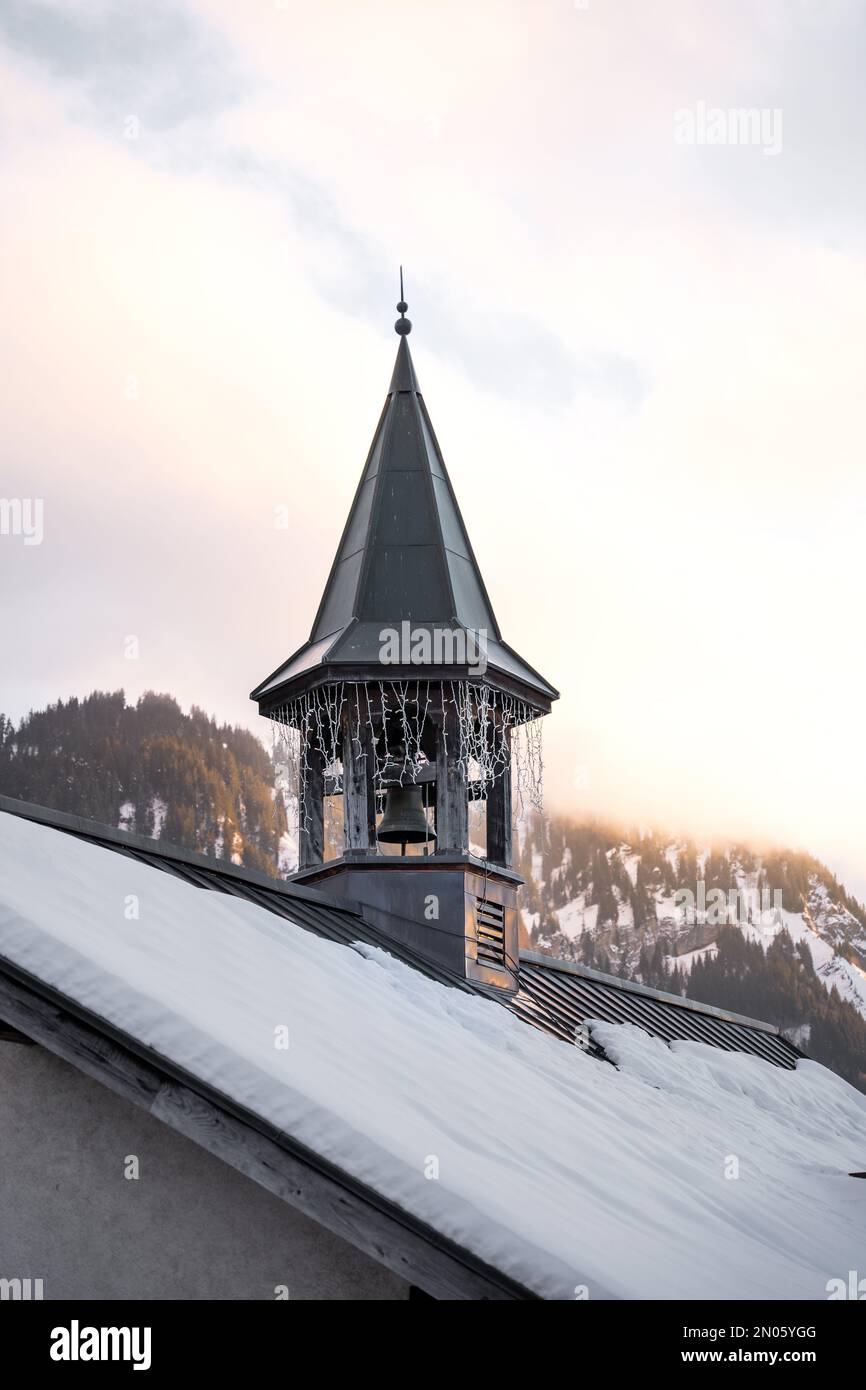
left=517, top=816, right=866, bottom=1091
left=782, top=899, right=866, bottom=1016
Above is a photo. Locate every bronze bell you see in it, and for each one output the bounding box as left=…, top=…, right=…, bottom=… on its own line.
left=377, top=783, right=436, bottom=848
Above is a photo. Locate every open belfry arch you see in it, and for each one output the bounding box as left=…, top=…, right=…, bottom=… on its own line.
left=251, top=279, right=558, bottom=990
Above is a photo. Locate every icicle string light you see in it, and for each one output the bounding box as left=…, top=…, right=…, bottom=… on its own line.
left=270, top=680, right=544, bottom=834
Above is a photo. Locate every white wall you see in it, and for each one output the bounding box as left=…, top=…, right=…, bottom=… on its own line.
left=0, top=1042, right=408, bottom=1300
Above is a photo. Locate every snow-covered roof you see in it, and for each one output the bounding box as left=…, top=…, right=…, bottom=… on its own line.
left=0, top=809, right=864, bottom=1300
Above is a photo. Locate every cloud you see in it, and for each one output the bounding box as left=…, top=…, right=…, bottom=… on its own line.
left=0, top=0, right=609, bottom=409
left=0, top=0, right=245, bottom=129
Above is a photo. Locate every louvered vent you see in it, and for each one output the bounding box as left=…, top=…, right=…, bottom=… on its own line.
left=476, top=898, right=506, bottom=968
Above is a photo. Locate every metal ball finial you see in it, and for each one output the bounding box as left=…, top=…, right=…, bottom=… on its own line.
left=395, top=265, right=412, bottom=335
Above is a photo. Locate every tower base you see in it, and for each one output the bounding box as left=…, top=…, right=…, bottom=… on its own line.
left=291, top=854, right=522, bottom=994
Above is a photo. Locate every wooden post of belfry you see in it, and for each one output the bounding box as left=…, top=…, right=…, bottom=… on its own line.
left=299, top=730, right=325, bottom=869
left=487, top=724, right=512, bottom=868
left=365, top=719, right=377, bottom=846
left=435, top=696, right=468, bottom=853
left=342, top=697, right=371, bottom=853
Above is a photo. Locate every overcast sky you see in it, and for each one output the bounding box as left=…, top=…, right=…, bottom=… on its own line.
left=1, top=0, right=864, bottom=895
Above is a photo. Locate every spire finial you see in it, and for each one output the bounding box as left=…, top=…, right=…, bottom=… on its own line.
left=395, top=265, right=411, bottom=335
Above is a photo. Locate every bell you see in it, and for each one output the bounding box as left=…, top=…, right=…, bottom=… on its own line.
left=376, top=783, right=436, bottom=849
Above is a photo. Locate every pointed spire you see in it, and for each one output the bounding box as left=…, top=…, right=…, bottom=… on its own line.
left=250, top=276, right=559, bottom=714
left=389, top=336, right=419, bottom=394
left=389, top=267, right=419, bottom=392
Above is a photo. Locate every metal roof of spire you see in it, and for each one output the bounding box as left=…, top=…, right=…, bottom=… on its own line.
left=251, top=281, right=558, bottom=710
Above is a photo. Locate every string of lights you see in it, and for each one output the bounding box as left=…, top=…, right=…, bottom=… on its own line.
left=269, top=679, right=544, bottom=840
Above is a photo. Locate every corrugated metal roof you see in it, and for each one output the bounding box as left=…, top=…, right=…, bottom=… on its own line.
left=513, top=951, right=805, bottom=1069
left=0, top=796, right=806, bottom=1071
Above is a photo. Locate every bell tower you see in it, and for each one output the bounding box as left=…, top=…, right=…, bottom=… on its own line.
left=251, top=279, right=557, bottom=992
